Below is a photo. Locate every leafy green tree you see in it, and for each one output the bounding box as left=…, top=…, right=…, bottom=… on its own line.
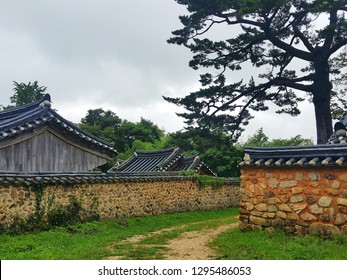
left=116, top=118, right=165, bottom=151
left=269, top=135, right=313, bottom=147
left=11, top=81, right=47, bottom=106
left=244, top=128, right=313, bottom=147
left=79, top=109, right=165, bottom=153
left=331, top=48, right=347, bottom=119
left=243, top=128, right=269, bottom=147
left=81, top=108, right=122, bottom=129
left=165, top=0, right=347, bottom=144
left=2, top=81, right=47, bottom=109
left=117, top=136, right=175, bottom=160
left=165, top=129, right=243, bottom=177
left=80, top=108, right=122, bottom=143
left=201, top=146, right=243, bottom=177
left=166, top=129, right=228, bottom=154
left=117, top=140, right=156, bottom=160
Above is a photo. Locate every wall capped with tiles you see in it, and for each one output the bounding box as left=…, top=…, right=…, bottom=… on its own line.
left=240, top=167, right=347, bottom=235
left=0, top=178, right=240, bottom=227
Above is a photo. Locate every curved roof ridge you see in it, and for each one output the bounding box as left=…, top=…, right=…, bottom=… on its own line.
left=184, top=155, right=217, bottom=177
left=157, top=147, right=182, bottom=170
left=241, top=143, right=347, bottom=167
left=109, top=155, right=137, bottom=172
left=0, top=94, right=116, bottom=155
left=135, top=146, right=179, bottom=156
left=187, top=155, right=200, bottom=169
left=109, top=147, right=182, bottom=173
left=108, top=147, right=216, bottom=176
left=0, top=106, right=47, bottom=129
left=48, top=109, right=115, bottom=148
left=0, top=94, right=51, bottom=119
left=244, top=144, right=347, bottom=159
left=181, top=154, right=199, bottom=161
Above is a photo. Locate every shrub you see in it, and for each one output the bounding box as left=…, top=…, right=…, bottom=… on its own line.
left=3, top=195, right=101, bottom=235
left=179, top=170, right=238, bottom=188
left=47, top=207, right=73, bottom=227
left=5, top=214, right=51, bottom=235
left=47, top=197, right=83, bottom=227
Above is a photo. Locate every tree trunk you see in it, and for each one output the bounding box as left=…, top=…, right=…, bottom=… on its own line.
left=313, top=97, right=333, bottom=144
left=313, top=60, right=333, bottom=144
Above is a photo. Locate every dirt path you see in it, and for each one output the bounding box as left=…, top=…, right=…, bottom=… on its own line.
left=161, top=223, right=238, bottom=260
left=105, top=222, right=238, bottom=260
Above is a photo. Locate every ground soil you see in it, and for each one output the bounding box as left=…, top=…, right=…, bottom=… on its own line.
left=105, top=222, right=238, bottom=260
left=161, top=223, right=238, bottom=260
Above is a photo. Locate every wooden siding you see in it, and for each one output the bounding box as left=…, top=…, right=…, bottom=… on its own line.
left=0, top=128, right=109, bottom=172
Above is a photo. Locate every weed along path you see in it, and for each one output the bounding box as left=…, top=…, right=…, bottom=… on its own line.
left=105, top=219, right=239, bottom=260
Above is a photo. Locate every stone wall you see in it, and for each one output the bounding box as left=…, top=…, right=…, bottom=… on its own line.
left=240, top=167, right=347, bottom=235
left=0, top=178, right=240, bottom=226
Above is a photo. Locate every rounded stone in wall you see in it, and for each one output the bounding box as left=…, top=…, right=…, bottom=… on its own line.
left=255, top=203, right=267, bottom=212
left=341, top=225, right=347, bottom=235
left=318, top=196, right=332, bottom=207
left=300, top=212, right=317, bottom=221
left=337, top=198, right=347, bottom=206
left=309, top=204, right=323, bottom=214
left=335, top=213, right=347, bottom=225
left=309, top=222, right=340, bottom=235
left=276, top=211, right=287, bottom=219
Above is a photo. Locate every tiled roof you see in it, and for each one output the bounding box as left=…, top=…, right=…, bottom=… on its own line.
left=0, top=172, right=238, bottom=186
left=240, top=144, right=347, bottom=167
left=172, top=155, right=217, bottom=176
left=328, top=115, right=347, bottom=144
left=109, top=147, right=182, bottom=173
left=0, top=172, right=193, bottom=186
left=0, top=94, right=117, bottom=156
left=109, top=147, right=216, bottom=176
left=173, top=155, right=197, bottom=171
left=241, top=112, right=347, bottom=168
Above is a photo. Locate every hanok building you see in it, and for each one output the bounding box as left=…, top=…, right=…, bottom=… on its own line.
left=0, top=94, right=117, bottom=172
left=108, top=147, right=216, bottom=176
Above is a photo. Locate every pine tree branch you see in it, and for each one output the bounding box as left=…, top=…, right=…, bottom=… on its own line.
left=322, top=10, right=338, bottom=51
left=208, top=74, right=314, bottom=118
left=262, top=20, right=314, bottom=62
left=291, top=13, right=315, bottom=52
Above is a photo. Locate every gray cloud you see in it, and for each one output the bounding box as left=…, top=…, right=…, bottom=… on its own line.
left=0, top=0, right=317, bottom=140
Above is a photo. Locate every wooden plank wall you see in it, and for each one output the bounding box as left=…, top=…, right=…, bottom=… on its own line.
left=0, top=130, right=108, bottom=172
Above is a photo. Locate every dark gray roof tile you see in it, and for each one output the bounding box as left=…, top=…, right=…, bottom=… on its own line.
left=241, top=111, right=347, bottom=168
left=0, top=172, right=231, bottom=186
left=109, top=147, right=216, bottom=176
left=0, top=94, right=117, bottom=156
left=240, top=144, right=347, bottom=167
left=109, top=147, right=181, bottom=173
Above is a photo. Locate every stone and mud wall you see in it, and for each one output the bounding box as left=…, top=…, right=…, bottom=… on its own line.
left=240, top=167, right=347, bottom=235
left=0, top=178, right=240, bottom=226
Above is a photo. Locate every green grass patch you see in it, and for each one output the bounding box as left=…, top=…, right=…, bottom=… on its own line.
left=0, top=208, right=237, bottom=260
left=210, top=227, right=347, bottom=260
left=108, top=209, right=239, bottom=259
left=121, top=246, right=167, bottom=260
left=1, top=207, right=345, bottom=260
left=139, top=230, right=183, bottom=245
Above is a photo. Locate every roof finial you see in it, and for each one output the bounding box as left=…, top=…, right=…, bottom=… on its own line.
left=39, top=93, right=52, bottom=108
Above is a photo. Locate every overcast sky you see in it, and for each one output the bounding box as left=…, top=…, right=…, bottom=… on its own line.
left=0, top=0, right=318, bottom=143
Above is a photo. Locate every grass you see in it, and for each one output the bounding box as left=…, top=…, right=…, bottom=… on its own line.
left=0, top=208, right=237, bottom=260
left=210, top=227, right=347, bottom=260
left=113, top=213, right=239, bottom=259
left=1, top=207, right=346, bottom=260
